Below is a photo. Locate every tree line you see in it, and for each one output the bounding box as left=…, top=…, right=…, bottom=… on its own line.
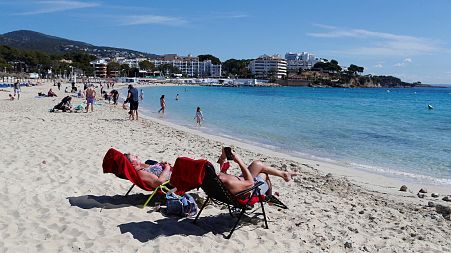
left=1, top=45, right=368, bottom=80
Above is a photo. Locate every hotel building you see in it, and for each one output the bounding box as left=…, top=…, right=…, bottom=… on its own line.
left=249, top=55, right=287, bottom=79
left=151, top=54, right=222, bottom=77
left=285, top=52, right=320, bottom=71
left=90, top=59, right=108, bottom=78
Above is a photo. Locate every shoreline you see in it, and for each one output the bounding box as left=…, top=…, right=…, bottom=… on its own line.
left=1, top=81, right=450, bottom=252
left=135, top=84, right=451, bottom=195
left=138, top=105, right=451, bottom=197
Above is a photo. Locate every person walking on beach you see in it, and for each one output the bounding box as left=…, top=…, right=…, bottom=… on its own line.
left=13, top=81, right=20, bottom=100
left=140, top=89, right=144, bottom=101
left=158, top=95, right=166, bottom=114
left=57, top=82, right=61, bottom=91
left=194, top=107, right=204, bottom=126
left=124, top=84, right=139, bottom=120
left=85, top=85, right=96, bottom=113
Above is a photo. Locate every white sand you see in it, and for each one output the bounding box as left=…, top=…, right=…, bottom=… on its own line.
left=0, top=81, right=450, bottom=252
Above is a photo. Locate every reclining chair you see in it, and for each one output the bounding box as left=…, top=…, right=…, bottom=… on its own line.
left=174, top=158, right=287, bottom=239
left=102, top=148, right=171, bottom=208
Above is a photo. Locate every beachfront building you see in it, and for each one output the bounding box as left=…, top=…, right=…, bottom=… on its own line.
left=249, top=55, right=287, bottom=79
left=90, top=59, right=108, bottom=78
left=115, top=57, right=148, bottom=69
left=285, top=52, right=320, bottom=71
left=151, top=54, right=222, bottom=77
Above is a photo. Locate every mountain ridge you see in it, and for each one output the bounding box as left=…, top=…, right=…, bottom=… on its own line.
left=0, top=30, right=158, bottom=59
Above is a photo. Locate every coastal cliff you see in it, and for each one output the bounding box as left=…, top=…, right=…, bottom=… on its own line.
left=279, top=71, right=427, bottom=88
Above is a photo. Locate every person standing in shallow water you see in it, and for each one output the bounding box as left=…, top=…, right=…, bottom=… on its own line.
left=158, top=95, right=166, bottom=114
left=140, top=89, right=144, bottom=101
left=194, top=106, right=204, bottom=126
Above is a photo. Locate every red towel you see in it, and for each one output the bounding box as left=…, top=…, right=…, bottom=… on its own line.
left=236, top=195, right=266, bottom=206
left=170, top=157, right=208, bottom=193
left=102, top=148, right=154, bottom=191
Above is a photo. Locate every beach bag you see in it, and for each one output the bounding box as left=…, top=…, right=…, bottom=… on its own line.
left=166, top=193, right=198, bottom=217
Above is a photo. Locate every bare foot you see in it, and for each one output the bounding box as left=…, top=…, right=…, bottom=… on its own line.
left=282, top=171, right=298, bottom=182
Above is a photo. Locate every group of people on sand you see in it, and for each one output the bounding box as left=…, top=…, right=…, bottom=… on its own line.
left=125, top=147, right=298, bottom=196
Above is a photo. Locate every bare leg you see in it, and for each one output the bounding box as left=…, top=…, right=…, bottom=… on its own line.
left=247, top=161, right=297, bottom=182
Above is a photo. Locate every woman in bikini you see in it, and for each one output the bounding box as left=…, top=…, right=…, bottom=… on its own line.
left=216, top=148, right=298, bottom=196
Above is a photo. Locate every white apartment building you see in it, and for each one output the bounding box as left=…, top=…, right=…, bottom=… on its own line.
left=249, top=55, right=287, bottom=79
left=285, top=52, right=320, bottom=71
left=116, top=58, right=147, bottom=68
left=89, top=59, right=108, bottom=78
left=151, top=54, right=222, bottom=77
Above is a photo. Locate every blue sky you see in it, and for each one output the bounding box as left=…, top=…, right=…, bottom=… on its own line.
left=1, top=0, right=451, bottom=84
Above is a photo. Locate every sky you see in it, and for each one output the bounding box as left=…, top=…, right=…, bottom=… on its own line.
left=1, top=0, right=451, bottom=84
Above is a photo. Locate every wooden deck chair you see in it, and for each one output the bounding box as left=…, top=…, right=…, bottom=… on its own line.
left=193, top=162, right=271, bottom=239
left=102, top=148, right=171, bottom=208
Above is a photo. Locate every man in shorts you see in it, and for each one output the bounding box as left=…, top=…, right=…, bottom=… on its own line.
left=125, top=84, right=139, bottom=120
left=85, top=85, right=96, bottom=112
left=13, top=82, right=20, bottom=100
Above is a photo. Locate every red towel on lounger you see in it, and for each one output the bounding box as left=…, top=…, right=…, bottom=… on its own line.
left=170, top=157, right=208, bottom=193
left=102, top=148, right=154, bottom=191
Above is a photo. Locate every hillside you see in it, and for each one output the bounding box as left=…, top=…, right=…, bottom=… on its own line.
left=0, top=30, right=158, bottom=59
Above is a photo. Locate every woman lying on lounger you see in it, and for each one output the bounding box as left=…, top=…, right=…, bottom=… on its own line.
left=124, top=153, right=172, bottom=188
left=216, top=147, right=298, bottom=196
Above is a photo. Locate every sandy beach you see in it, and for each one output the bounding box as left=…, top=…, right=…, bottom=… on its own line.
left=0, top=81, right=450, bottom=252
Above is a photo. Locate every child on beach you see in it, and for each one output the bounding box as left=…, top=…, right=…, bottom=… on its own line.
left=194, top=107, right=204, bottom=126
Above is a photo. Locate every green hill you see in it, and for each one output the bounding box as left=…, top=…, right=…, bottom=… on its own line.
left=0, top=30, right=158, bottom=58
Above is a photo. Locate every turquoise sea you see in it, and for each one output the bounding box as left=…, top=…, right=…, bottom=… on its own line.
left=133, top=86, right=451, bottom=185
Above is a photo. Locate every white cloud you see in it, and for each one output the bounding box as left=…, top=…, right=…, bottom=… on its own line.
left=308, top=24, right=448, bottom=57
left=394, top=58, right=413, bottom=67
left=120, top=15, right=187, bottom=26
left=373, top=64, right=383, bottom=68
left=15, top=1, right=99, bottom=15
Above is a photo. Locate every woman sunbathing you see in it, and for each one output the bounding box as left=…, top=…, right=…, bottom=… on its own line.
left=217, top=148, right=298, bottom=196
left=124, top=153, right=172, bottom=188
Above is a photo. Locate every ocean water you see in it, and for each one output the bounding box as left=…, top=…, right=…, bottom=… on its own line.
left=134, top=86, right=451, bottom=185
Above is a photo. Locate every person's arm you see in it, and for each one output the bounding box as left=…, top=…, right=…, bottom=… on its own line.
left=137, top=170, right=161, bottom=188
left=157, top=162, right=172, bottom=184
left=233, top=153, right=253, bottom=181
left=217, top=149, right=227, bottom=171
left=124, top=91, right=131, bottom=104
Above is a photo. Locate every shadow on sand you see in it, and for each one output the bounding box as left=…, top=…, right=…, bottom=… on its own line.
left=118, top=213, right=259, bottom=241
left=67, top=193, right=166, bottom=210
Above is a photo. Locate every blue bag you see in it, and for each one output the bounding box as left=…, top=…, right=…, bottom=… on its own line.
left=166, top=193, right=198, bottom=217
